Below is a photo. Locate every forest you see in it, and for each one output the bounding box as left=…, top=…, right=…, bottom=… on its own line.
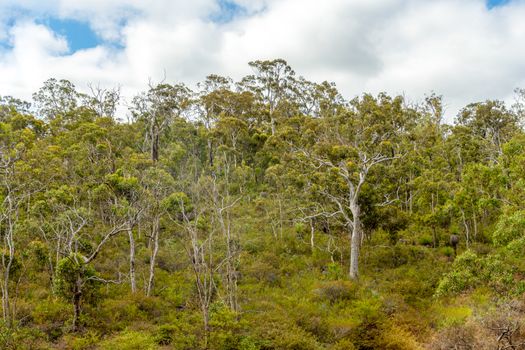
left=1, top=59, right=525, bottom=349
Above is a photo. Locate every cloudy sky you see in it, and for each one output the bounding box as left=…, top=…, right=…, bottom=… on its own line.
left=0, top=0, right=524, bottom=120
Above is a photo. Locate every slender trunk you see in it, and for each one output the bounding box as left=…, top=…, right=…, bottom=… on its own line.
left=207, top=139, right=214, bottom=167
left=202, top=304, right=210, bottom=348
left=225, top=231, right=238, bottom=312
left=461, top=209, right=470, bottom=249
left=151, top=130, right=159, bottom=162
left=309, top=218, right=315, bottom=253
left=128, top=228, right=136, bottom=293
left=472, top=212, right=478, bottom=241
left=218, top=200, right=239, bottom=313
left=1, top=268, right=10, bottom=326
left=278, top=198, right=283, bottom=238
left=349, top=203, right=361, bottom=280
left=146, top=216, right=160, bottom=296
left=270, top=107, right=276, bottom=136
left=2, top=210, right=15, bottom=326
left=72, top=279, right=82, bottom=332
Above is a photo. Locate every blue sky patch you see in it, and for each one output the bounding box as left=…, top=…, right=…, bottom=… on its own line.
left=210, top=0, right=245, bottom=23
left=37, top=18, right=102, bottom=52
left=487, top=0, right=511, bottom=9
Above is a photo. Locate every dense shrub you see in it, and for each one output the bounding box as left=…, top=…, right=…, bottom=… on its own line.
left=99, top=330, right=157, bottom=350
left=493, top=210, right=525, bottom=246
left=313, top=281, right=358, bottom=304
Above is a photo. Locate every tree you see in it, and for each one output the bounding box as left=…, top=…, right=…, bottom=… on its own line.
left=103, top=169, right=144, bottom=293
left=164, top=188, right=216, bottom=346
left=240, top=59, right=295, bottom=135
left=140, top=167, right=174, bottom=296
left=53, top=253, right=98, bottom=332
left=131, top=83, right=191, bottom=162
left=295, top=93, right=409, bottom=279
left=32, top=78, right=80, bottom=121
left=82, top=84, right=121, bottom=119
left=456, top=100, right=519, bottom=163
left=0, top=120, right=36, bottom=326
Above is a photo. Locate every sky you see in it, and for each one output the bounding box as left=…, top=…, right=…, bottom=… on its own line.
left=0, top=0, right=524, bottom=120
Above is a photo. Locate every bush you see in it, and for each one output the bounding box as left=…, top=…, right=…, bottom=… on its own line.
left=63, top=331, right=100, bottom=350
left=313, top=281, right=358, bottom=304
left=31, top=298, right=70, bottom=341
left=380, top=325, right=422, bottom=350
left=435, top=250, right=515, bottom=297
left=440, top=246, right=454, bottom=257
left=364, top=245, right=429, bottom=269
left=322, top=262, right=344, bottom=280
left=493, top=210, right=525, bottom=246
left=153, top=311, right=199, bottom=349
left=96, top=293, right=164, bottom=331
left=418, top=235, right=434, bottom=247
left=154, top=325, right=177, bottom=346
left=296, top=312, right=333, bottom=343
left=99, top=330, right=157, bottom=350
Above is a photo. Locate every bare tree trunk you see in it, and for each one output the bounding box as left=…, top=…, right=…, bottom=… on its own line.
left=278, top=197, right=283, bottom=238
left=349, top=203, right=361, bottom=280
left=207, top=139, right=214, bottom=167
left=146, top=216, right=160, bottom=296
left=202, top=304, right=210, bottom=348
left=472, top=211, right=478, bottom=242
left=224, top=217, right=238, bottom=313
left=151, top=129, right=159, bottom=162
left=128, top=228, right=136, bottom=293
left=1, top=196, right=16, bottom=327
left=309, top=218, right=315, bottom=253
left=461, top=209, right=470, bottom=249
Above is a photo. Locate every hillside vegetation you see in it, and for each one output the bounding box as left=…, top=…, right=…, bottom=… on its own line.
left=1, top=59, right=525, bottom=349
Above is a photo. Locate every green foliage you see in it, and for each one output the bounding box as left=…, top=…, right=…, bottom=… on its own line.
left=436, top=250, right=516, bottom=297
left=418, top=234, right=434, bottom=246
left=440, top=246, right=454, bottom=258
left=313, top=281, right=358, bottom=304
left=53, top=254, right=98, bottom=302
left=493, top=210, right=525, bottom=246
left=99, top=330, right=157, bottom=350
left=161, top=191, right=192, bottom=215
left=4, top=61, right=525, bottom=349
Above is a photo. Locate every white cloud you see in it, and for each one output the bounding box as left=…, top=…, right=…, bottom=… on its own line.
left=0, top=0, right=525, bottom=120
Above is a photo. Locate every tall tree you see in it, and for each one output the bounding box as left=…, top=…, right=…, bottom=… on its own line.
left=240, top=59, right=295, bottom=135
left=296, top=94, right=410, bottom=279
left=131, top=83, right=191, bottom=162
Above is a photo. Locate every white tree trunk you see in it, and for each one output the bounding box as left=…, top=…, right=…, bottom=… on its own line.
left=349, top=203, right=361, bottom=280
left=146, top=216, right=160, bottom=296
left=128, top=228, right=136, bottom=293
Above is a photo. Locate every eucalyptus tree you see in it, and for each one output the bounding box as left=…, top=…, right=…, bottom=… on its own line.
left=0, top=96, right=31, bottom=119
left=240, top=59, right=295, bottom=135
left=103, top=169, right=144, bottom=293
left=164, top=185, right=216, bottom=346
left=456, top=100, right=520, bottom=164
left=295, top=93, right=411, bottom=279
left=131, top=83, right=191, bottom=162
left=0, top=120, right=36, bottom=326
left=196, top=74, right=233, bottom=166
left=140, top=167, right=175, bottom=296
left=32, top=78, right=80, bottom=121
left=81, top=84, right=121, bottom=119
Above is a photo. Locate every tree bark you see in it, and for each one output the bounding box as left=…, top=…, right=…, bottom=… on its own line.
left=151, top=132, right=159, bottom=162
left=128, top=228, right=136, bottom=293
left=309, top=218, right=315, bottom=253
left=349, top=203, right=361, bottom=280
left=146, top=216, right=160, bottom=296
